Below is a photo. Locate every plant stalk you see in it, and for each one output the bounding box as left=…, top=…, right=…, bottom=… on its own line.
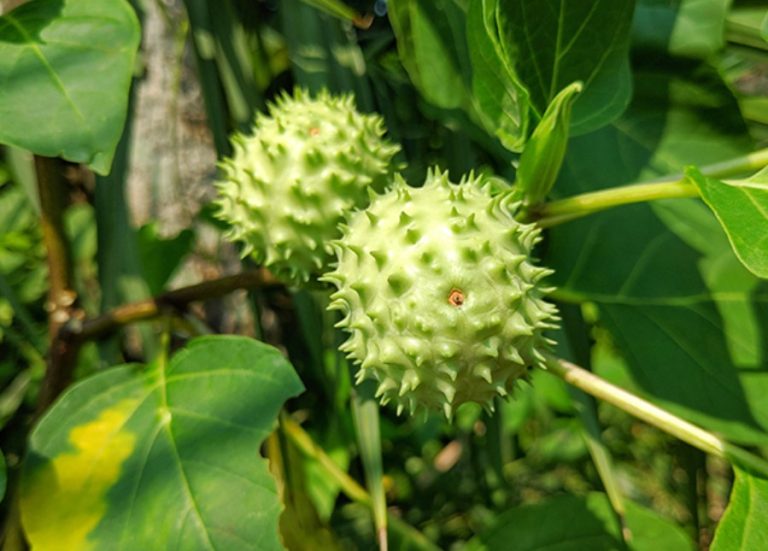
left=281, top=415, right=441, bottom=551
left=533, top=147, right=768, bottom=227
left=543, top=356, right=768, bottom=477
left=62, top=268, right=281, bottom=343
left=34, top=156, right=79, bottom=415
left=282, top=415, right=371, bottom=505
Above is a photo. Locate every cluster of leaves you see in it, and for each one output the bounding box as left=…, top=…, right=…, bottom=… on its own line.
left=0, top=0, right=767, bottom=550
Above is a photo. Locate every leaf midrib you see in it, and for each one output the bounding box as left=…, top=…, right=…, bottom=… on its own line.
left=158, top=359, right=216, bottom=551
left=4, top=12, right=87, bottom=126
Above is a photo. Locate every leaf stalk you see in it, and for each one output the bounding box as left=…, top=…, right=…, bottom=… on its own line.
left=543, top=355, right=768, bottom=477
left=533, top=147, right=768, bottom=227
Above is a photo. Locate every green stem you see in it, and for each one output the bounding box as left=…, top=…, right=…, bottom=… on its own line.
left=543, top=356, right=768, bottom=477
left=282, top=415, right=371, bottom=506
left=351, top=382, right=389, bottom=551
left=536, top=180, right=697, bottom=227
left=281, top=415, right=441, bottom=551
left=533, top=147, right=768, bottom=227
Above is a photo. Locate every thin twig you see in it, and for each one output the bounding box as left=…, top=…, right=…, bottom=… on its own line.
left=64, top=268, right=282, bottom=343
left=38, top=268, right=280, bottom=415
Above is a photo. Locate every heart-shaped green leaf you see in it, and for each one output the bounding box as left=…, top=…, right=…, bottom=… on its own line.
left=21, top=336, right=304, bottom=550
left=0, top=0, right=140, bottom=175
left=495, top=0, right=635, bottom=135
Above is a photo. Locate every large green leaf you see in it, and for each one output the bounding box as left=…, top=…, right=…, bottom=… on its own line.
left=687, top=166, right=768, bottom=279
left=467, top=493, right=693, bottom=551
left=20, top=336, right=304, bottom=550
left=545, top=60, right=768, bottom=444
left=711, top=468, right=768, bottom=550
left=632, top=0, right=731, bottom=59
left=387, top=0, right=471, bottom=111
left=0, top=0, right=140, bottom=175
left=495, top=0, right=635, bottom=135
left=466, top=0, right=530, bottom=152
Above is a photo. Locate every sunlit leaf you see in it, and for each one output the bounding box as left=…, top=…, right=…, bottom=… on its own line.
left=711, top=468, right=768, bottom=551
left=686, top=166, right=768, bottom=279
left=21, top=336, right=304, bottom=550
left=0, top=0, right=140, bottom=175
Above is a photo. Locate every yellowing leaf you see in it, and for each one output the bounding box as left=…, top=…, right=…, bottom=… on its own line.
left=20, top=337, right=304, bottom=550
left=22, top=399, right=137, bottom=551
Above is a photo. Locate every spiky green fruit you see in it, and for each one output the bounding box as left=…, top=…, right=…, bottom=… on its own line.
left=324, top=169, right=559, bottom=418
left=215, top=89, right=400, bottom=283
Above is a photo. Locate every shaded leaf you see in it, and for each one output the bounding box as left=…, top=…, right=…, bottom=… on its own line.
left=632, top=0, right=731, bottom=59
left=545, top=60, right=768, bottom=444
left=687, top=166, right=768, bottom=279
left=298, top=0, right=360, bottom=23
left=652, top=198, right=762, bottom=368
left=388, top=0, right=471, bottom=111
left=137, top=223, right=195, bottom=295
left=21, top=336, right=304, bottom=550
left=496, top=0, right=635, bottom=135
left=466, top=0, right=530, bottom=152
left=711, top=468, right=768, bottom=550
left=467, top=493, right=693, bottom=551
left=599, top=300, right=767, bottom=443
left=0, top=448, right=5, bottom=502
left=280, top=0, right=373, bottom=105
left=0, top=0, right=140, bottom=174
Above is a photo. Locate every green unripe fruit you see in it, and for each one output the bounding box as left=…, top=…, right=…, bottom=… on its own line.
left=215, top=89, right=400, bottom=284
left=324, top=169, right=559, bottom=418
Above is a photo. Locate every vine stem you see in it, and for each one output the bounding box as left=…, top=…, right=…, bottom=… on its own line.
left=532, top=147, right=768, bottom=227
left=543, top=355, right=768, bottom=477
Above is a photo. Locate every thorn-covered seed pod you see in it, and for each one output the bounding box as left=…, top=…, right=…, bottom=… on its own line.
left=215, top=89, right=400, bottom=284
left=323, top=169, right=559, bottom=417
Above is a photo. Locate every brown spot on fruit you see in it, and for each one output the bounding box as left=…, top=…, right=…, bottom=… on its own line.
left=448, top=289, right=465, bottom=307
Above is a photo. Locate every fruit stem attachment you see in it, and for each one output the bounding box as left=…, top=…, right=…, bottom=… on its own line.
left=531, top=147, right=768, bottom=227
left=542, top=355, right=768, bottom=477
